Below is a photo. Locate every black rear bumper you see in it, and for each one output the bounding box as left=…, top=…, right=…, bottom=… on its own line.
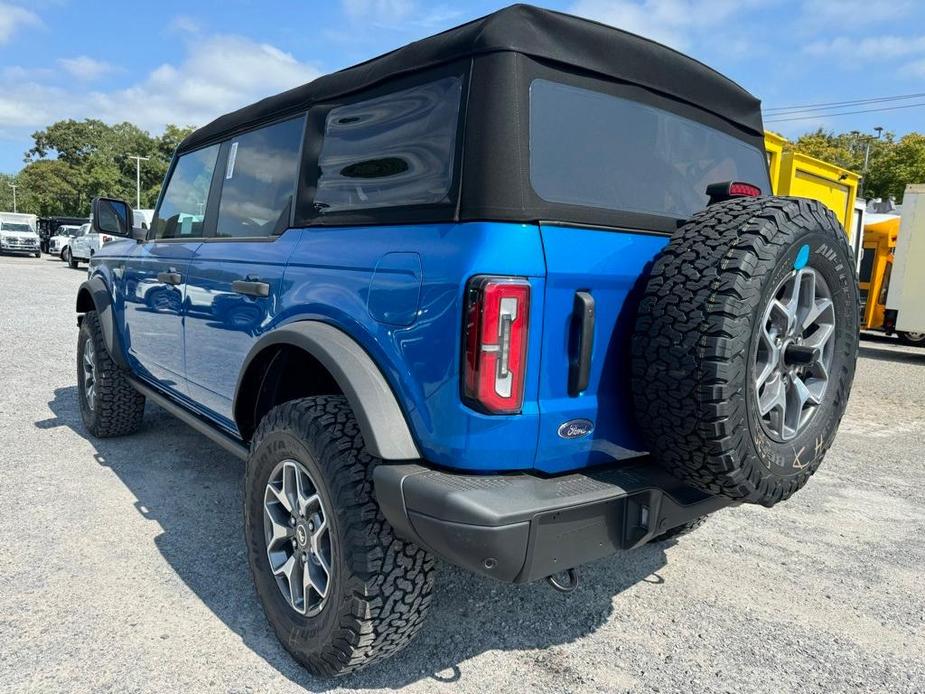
left=374, top=458, right=732, bottom=583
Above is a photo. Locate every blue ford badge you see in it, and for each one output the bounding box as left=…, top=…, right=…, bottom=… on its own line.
left=557, top=419, right=594, bottom=439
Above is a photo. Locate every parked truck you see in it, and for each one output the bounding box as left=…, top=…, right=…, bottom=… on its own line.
left=0, top=212, right=40, bottom=257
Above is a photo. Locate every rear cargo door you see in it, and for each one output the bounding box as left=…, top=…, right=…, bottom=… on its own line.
left=536, top=224, right=668, bottom=472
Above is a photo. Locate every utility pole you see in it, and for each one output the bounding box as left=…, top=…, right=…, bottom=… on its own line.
left=859, top=126, right=884, bottom=199
left=128, top=155, right=150, bottom=208
left=8, top=183, right=17, bottom=213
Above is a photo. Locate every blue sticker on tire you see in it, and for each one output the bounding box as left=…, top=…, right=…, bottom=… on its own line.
left=793, top=243, right=810, bottom=270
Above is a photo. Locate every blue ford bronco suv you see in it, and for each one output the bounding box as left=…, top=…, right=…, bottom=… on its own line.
left=75, top=5, right=859, bottom=676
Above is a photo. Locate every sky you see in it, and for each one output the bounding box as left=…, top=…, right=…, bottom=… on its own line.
left=1, top=0, right=924, bottom=173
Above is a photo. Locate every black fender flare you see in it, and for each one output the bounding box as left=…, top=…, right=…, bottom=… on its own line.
left=76, top=276, right=128, bottom=370
left=234, top=321, right=421, bottom=461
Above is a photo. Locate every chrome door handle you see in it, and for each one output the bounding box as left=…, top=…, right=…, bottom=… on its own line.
left=157, top=271, right=182, bottom=285
left=232, top=279, right=270, bottom=297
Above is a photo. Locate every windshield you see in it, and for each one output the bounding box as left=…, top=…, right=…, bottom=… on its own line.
left=1, top=222, right=32, bottom=232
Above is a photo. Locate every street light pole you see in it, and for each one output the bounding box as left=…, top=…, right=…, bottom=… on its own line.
left=8, top=183, right=17, bottom=213
left=128, top=155, right=150, bottom=208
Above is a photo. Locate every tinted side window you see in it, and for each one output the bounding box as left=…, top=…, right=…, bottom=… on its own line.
left=216, top=116, right=304, bottom=238
left=529, top=79, right=771, bottom=219
left=313, top=77, right=462, bottom=215
left=153, top=144, right=220, bottom=240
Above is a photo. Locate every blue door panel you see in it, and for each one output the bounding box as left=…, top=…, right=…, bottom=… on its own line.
left=121, top=241, right=202, bottom=395
left=535, top=224, right=668, bottom=472
left=183, top=233, right=300, bottom=428
left=281, top=222, right=547, bottom=472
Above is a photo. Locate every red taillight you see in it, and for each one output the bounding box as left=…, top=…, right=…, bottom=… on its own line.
left=729, top=182, right=762, bottom=197
left=706, top=180, right=762, bottom=205
left=463, top=276, right=530, bottom=414
left=100, top=234, right=113, bottom=244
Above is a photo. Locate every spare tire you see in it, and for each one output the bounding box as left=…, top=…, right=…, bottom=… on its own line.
left=631, top=197, right=859, bottom=507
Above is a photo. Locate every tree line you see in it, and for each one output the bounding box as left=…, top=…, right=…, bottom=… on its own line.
left=0, top=120, right=194, bottom=216
left=781, top=129, right=925, bottom=202
left=1, top=118, right=923, bottom=217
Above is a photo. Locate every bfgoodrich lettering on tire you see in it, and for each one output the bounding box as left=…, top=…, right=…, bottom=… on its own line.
left=631, top=197, right=859, bottom=507
left=244, top=396, right=435, bottom=676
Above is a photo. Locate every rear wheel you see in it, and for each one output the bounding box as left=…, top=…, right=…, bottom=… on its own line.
left=66, top=247, right=78, bottom=268
left=244, top=396, right=435, bottom=676
left=649, top=517, right=706, bottom=543
left=632, top=197, right=859, bottom=507
left=898, top=331, right=925, bottom=347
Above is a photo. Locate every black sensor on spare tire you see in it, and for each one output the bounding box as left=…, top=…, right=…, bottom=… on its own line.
left=631, top=195, right=859, bottom=507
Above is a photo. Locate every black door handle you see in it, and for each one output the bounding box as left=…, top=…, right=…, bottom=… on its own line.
left=568, top=291, right=595, bottom=396
left=157, top=271, right=182, bottom=285
left=232, top=279, right=270, bottom=298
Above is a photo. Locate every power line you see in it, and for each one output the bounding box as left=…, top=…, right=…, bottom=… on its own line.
left=763, top=91, right=925, bottom=114
left=764, top=100, right=925, bottom=123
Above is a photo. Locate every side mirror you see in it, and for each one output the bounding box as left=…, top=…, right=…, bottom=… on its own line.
left=92, top=197, right=134, bottom=238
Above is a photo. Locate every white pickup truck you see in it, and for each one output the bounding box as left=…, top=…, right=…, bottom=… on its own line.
left=67, top=221, right=119, bottom=268
left=0, top=212, right=40, bottom=257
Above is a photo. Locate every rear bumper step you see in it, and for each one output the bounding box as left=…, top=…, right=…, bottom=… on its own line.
left=374, top=459, right=732, bottom=583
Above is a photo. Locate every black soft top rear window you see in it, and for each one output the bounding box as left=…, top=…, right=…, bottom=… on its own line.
left=529, top=79, right=771, bottom=220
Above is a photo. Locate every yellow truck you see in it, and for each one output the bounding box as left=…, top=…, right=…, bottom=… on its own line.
left=764, top=131, right=861, bottom=255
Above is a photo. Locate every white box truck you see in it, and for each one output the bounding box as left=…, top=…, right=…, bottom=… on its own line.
left=886, top=184, right=925, bottom=345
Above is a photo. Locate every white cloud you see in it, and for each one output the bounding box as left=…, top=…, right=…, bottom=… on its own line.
left=569, top=0, right=768, bottom=51
left=805, top=35, right=925, bottom=60
left=0, top=2, right=39, bottom=44
left=169, top=15, right=200, bottom=35
left=799, top=0, right=914, bottom=29
left=0, top=34, right=320, bottom=136
left=343, top=0, right=415, bottom=23
left=58, top=56, right=115, bottom=81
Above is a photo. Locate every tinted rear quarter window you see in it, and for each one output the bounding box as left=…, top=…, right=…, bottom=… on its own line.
left=216, top=116, right=305, bottom=238
left=313, top=76, right=462, bottom=215
left=529, top=79, right=770, bottom=220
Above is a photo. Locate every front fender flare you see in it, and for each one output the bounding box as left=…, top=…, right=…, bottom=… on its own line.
left=235, top=322, right=421, bottom=461
left=76, top=276, right=128, bottom=370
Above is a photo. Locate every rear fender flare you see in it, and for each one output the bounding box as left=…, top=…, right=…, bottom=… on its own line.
left=235, top=321, right=420, bottom=461
left=76, top=276, right=128, bottom=370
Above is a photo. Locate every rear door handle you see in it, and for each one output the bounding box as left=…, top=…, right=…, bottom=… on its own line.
left=232, top=279, right=270, bottom=298
left=568, top=291, right=595, bottom=396
left=157, top=271, right=182, bottom=285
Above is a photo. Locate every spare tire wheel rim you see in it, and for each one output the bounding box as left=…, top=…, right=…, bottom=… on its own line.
left=263, top=459, right=333, bottom=617
left=753, top=265, right=836, bottom=442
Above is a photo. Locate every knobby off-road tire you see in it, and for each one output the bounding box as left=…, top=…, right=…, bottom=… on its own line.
left=244, top=396, right=435, bottom=676
left=632, top=197, right=859, bottom=507
left=77, top=311, right=146, bottom=437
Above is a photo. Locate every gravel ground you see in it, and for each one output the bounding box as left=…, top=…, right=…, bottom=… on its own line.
left=1, top=254, right=923, bottom=694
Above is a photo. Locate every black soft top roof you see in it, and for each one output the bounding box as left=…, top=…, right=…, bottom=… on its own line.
left=179, top=4, right=763, bottom=153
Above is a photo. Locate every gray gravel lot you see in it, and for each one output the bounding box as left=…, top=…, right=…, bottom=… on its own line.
left=1, top=254, right=923, bottom=693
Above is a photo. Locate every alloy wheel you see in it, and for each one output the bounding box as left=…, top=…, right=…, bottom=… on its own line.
left=263, top=459, right=333, bottom=616
left=753, top=266, right=836, bottom=441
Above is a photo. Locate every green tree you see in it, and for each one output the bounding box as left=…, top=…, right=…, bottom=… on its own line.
left=22, top=119, right=196, bottom=215
left=864, top=133, right=925, bottom=202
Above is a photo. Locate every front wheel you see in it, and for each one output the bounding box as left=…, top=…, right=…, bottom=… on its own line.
left=244, top=396, right=435, bottom=676
left=77, top=311, right=146, bottom=437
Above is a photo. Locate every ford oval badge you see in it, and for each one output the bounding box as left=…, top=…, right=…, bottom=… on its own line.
left=557, top=419, right=594, bottom=439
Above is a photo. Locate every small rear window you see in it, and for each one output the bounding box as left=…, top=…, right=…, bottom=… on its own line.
left=313, top=76, right=462, bottom=215
left=529, top=79, right=770, bottom=220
